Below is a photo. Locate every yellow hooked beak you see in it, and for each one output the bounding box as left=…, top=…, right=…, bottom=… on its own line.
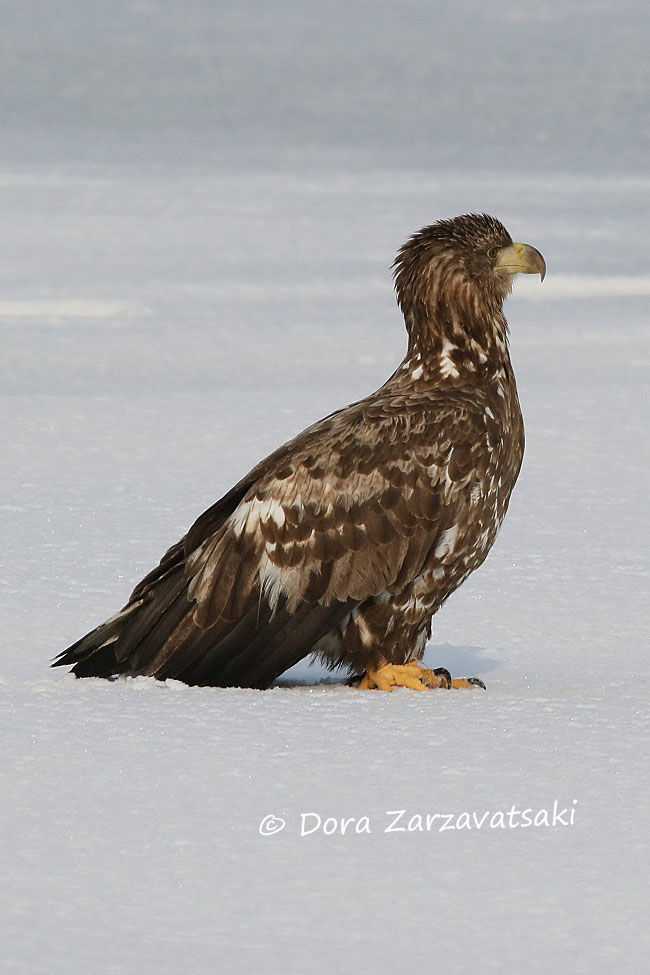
left=495, top=242, right=546, bottom=281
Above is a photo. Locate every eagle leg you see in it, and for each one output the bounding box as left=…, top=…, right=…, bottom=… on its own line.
left=357, top=660, right=485, bottom=691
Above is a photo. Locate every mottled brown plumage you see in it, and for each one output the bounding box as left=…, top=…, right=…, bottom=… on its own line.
left=54, top=213, right=545, bottom=689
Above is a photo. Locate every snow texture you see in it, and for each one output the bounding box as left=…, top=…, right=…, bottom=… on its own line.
left=1, top=2, right=648, bottom=973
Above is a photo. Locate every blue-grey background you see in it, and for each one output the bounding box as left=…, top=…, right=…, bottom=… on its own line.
left=2, top=0, right=648, bottom=173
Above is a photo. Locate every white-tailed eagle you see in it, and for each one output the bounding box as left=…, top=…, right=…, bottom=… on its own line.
left=54, top=213, right=545, bottom=691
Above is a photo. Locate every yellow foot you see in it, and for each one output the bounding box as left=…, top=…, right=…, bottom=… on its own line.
left=357, top=660, right=485, bottom=691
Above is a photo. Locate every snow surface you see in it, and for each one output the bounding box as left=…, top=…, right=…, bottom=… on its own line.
left=1, top=2, right=649, bottom=974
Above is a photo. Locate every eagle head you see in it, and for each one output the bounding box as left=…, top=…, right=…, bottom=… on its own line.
left=393, top=213, right=545, bottom=328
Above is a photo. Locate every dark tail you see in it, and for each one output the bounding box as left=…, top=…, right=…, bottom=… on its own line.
left=53, top=542, right=353, bottom=688
left=52, top=544, right=191, bottom=680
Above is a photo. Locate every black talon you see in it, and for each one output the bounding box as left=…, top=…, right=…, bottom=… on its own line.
left=347, top=672, right=365, bottom=686
left=433, top=667, right=452, bottom=689
left=468, top=676, right=486, bottom=690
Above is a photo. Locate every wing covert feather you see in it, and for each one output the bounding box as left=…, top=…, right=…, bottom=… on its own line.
left=186, top=394, right=491, bottom=626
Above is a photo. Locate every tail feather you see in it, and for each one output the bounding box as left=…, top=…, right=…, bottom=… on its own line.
left=54, top=573, right=353, bottom=690
left=52, top=600, right=143, bottom=673
left=118, top=571, right=189, bottom=672
left=66, top=639, right=120, bottom=679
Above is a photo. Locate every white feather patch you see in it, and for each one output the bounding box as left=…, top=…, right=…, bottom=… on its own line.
left=231, top=497, right=286, bottom=537
left=257, top=551, right=303, bottom=613
left=257, top=552, right=288, bottom=611
left=434, top=524, right=459, bottom=559
left=439, top=338, right=460, bottom=379
left=356, top=616, right=373, bottom=647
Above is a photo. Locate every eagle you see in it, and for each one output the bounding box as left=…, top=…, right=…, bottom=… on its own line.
left=54, top=213, right=545, bottom=692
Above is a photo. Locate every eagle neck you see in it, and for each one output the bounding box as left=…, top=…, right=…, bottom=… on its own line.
left=396, top=291, right=511, bottom=388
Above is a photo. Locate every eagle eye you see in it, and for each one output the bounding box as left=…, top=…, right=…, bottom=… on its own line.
left=487, top=246, right=498, bottom=260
